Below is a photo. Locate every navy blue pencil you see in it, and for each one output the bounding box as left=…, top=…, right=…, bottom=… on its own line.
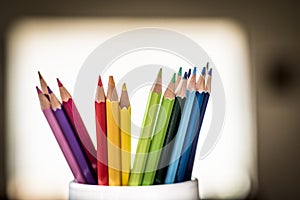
left=175, top=67, right=206, bottom=182
left=184, top=68, right=212, bottom=181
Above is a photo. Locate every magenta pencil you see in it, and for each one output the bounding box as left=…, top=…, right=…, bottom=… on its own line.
left=36, top=86, right=86, bottom=183
left=57, top=79, right=97, bottom=175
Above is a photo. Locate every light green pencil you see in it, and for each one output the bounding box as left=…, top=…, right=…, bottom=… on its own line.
left=128, top=68, right=162, bottom=186
left=142, top=73, right=176, bottom=185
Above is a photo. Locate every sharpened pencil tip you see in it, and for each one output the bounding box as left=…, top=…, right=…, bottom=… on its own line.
left=193, top=67, right=197, bottom=75
left=109, top=76, right=115, bottom=86
left=171, top=73, right=176, bottom=83
left=178, top=67, right=182, bottom=76
left=201, top=67, right=206, bottom=76
left=98, top=76, right=103, bottom=86
left=122, top=83, right=127, bottom=90
left=206, top=62, right=209, bottom=70
left=38, top=71, right=42, bottom=79
left=57, top=78, right=63, bottom=87
left=187, top=68, right=191, bottom=78
left=183, top=72, right=188, bottom=79
left=47, top=86, right=53, bottom=94
left=158, top=68, right=162, bottom=78
left=36, top=86, right=42, bottom=94
left=208, top=68, right=212, bottom=76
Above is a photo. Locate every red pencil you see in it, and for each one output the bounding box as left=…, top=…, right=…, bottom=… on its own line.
left=95, top=76, right=108, bottom=185
left=57, top=78, right=97, bottom=175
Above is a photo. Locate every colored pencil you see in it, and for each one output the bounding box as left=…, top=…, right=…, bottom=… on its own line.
left=36, top=86, right=86, bottom=183
left=38, top=71, right=50, bottom=99
left=175, top=67, right=182, bottom=89
left=187, top=68, right=192, bottom=78
left=95, top=76, right=108, bottom=185
left=175, top=67, right=206, bottom=183
left=106, top=76, right=121, bottom=186
left=164, top=67, right=197, bottom=184
left=57, top=79, right=97, bottom=175
left=128, top=68, right=162, bottom=186
left=184, top=67, right=212, bottom=181
left=154, top=72, right=188, bottom=185
left=142, top=73, right=176, bottom=185
left=48, top=86, right=97, bottom=184
left=120, top=83, right=131, bottom=186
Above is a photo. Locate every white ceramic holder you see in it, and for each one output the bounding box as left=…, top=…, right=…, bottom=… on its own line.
left=69, top=180, right=200, bottom=200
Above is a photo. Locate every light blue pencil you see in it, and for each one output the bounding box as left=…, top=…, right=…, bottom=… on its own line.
left=175, top=67, right=206, bottom=182
left=164, top=67, right=197, bottom=184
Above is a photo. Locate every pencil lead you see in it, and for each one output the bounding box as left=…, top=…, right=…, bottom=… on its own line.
left=57, top=78, right=63, bottom=87
left=178, top=67, right=182, bottom=76
left=201, top=67, right=206, bottom=76
left=193, top=67, right=197, bottom=75
left=187, top=68, right=191, bottom=78
left=36, top=86, right=42, bottom=94
left=122, top=83, right=127, bottom=90
left=47, top=86, right=53, bottom=94
left=171, top=73, right=176, bottom=83
left=183, top=72, right=187, bottom=79
left=98, top=76, right=103, bottom=87
left=208, top=68, right=212, bottom=76
left=109, top=76, right=115, bottom=86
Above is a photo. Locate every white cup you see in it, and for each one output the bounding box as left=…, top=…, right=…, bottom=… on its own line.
left=69, top=180, right=200, bottom=200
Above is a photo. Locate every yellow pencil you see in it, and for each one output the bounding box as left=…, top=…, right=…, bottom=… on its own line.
left=106, top=76, right=121, bottom=186
left=120, top=83, right=131, bottom=186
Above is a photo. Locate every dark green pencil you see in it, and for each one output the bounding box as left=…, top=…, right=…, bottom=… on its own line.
left=154, top=72, right=188, bottom=184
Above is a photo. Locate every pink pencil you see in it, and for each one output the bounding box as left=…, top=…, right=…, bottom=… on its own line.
left=36, top=86, right=86, bottom=183
left=57, top=79, right=97, bottom=174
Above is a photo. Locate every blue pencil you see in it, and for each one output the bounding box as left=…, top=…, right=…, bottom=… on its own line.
left=164, top=67, right=197, bottom=184
left=184, top=68, right=212, bottom=181
left=175, top=67, right=206, bottom=182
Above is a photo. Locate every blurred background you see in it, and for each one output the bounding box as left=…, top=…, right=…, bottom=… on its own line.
left=0, top=0, right=299, bottom=199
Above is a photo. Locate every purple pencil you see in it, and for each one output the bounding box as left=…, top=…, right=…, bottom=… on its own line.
left=47, top=86, right=97, bottom=185
left=36, top=86, right=86, bottom=183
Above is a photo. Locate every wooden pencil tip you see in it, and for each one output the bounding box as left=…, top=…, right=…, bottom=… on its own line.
left=122, top=83, right=127, bottom=90
left=183, top=72, right=188, bottom=79
left=109, top=76, right=115, bottom=86
left=98, top=76, right=103, bottom=86
left=178, top=67, right=182, bottom=76
left=187, top=68, right=191, bottom=78
left=47, top=86, right=53, bottom=94
left=36, top=86, right=42, bottom=94
left=201, top=67, right=206, bottom=76
left=158, top=68, right=162, bottom=78
left=171, top=73, right=176, bottom=83
left=193, top=67, right=197, bottom=75
left=208, top=68, right=212, bottom=76
left=57, top=78, right=63, bottom=87
left=38, top=71, right=42, bottom=79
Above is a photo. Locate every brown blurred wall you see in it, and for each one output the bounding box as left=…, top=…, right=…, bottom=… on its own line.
left=0, top=0, right=299, bottom=199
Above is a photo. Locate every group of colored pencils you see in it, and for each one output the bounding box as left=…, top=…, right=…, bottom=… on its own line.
left=37, top=73, right=131, bottom=186
left=36, top=65, right=211, bottom=187
left=129, top=66, right=212, bottom=186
